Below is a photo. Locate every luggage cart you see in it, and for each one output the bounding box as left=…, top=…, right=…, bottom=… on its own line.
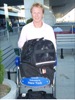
left=16, top=38, right=57, bottom=99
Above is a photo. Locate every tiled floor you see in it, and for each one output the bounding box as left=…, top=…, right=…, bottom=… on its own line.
left=56, top=52, right=75, bottom=99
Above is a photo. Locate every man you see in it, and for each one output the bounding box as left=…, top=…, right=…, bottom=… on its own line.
left=18, top=3, right=56, bottom=85
left=18, top=3, right=56, bottom=50
left=54, top=27, right=63, bottom=32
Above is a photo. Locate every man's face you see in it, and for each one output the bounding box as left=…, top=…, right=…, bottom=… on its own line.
left=31, top=7, right=44, bottom=23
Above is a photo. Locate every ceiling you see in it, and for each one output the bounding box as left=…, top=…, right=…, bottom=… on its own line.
left=0, top=0, right=24, bottom=7
left=0, top=0, right=75, bottom=18
left=49, top=0, right=75, bottom=18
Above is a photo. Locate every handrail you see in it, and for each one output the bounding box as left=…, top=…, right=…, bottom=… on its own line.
left=53, top=24, right=75, bottom=34
left=0, top=26, right=22, bottom=41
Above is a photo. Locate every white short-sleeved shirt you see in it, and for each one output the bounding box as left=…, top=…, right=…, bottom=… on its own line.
left=18, top=22, right=56, bottom=50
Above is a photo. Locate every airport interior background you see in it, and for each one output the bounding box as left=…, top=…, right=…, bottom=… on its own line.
left=0, top=0, right=75, bottom=99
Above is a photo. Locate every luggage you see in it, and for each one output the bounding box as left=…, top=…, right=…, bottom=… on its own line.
left=20, top=38, right=56, bottom=84
left=21, top=38, right=56, bottom=66
left=26, top=89, right=46, bottom=99
left=17, top=89, right=56, bottom=99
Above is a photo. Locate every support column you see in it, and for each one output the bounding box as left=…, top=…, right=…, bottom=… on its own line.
left=44, top=0, right=56, bottom=26
left=24, top=0, right=56, bottom=25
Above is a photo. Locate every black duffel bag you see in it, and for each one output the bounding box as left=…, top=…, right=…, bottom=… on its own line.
left=17, top=89, right=56, bottom=99
left=21, top=38, right=56, bottom=66
left=20, top=38, right=56, bottom=84
left=25, top=89, right=46, bottom=99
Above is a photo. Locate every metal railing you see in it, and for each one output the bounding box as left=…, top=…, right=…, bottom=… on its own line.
left=53, top=23, right=75, bottom=34
left=0, top=24, right=75, bottom=41
left=0, top=26, right=22, bottom=41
